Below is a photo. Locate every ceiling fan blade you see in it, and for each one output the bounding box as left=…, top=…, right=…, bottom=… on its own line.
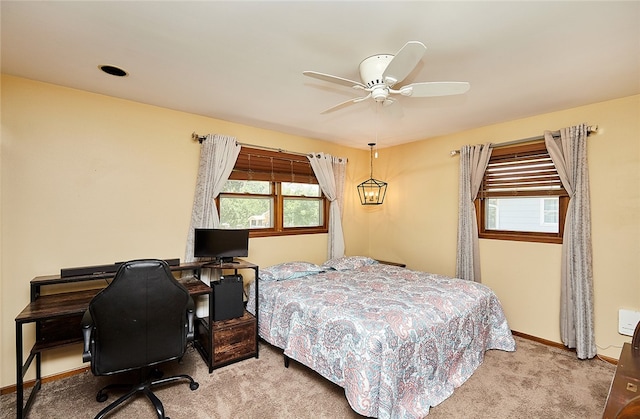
left=303, top=71, right=366, bottom=89
left=399, top=81, right=470, bottom=97
left=382, top=41, right=427, bottom=87
left=320, top=94, right=371, bottom=114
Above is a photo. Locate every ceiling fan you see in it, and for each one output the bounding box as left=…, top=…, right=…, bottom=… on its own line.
left=303, top=41, right=470, bottom=114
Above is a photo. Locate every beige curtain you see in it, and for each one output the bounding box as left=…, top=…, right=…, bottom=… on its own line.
left=332, top=156, right=347, bottom=217
left=184, top=134, right=240, bottom=317
left=456, top=144, right=492, bottom=282
left=308, top=153, right=347, bottom=259
left=184, top=134, right=240, bottom=263
left=545, top=124, right=596, bottom=359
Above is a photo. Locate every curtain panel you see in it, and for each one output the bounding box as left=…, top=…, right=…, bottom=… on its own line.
left=308, top=153, right=347, bottom=259
left=185, top=134, right=240, bottom=264
left=456, top=144, right=492, bottom=282
left=545, top=123, right=596, bottom=359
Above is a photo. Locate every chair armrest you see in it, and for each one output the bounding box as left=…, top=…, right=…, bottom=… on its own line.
left=81, top=310, right=93, bottom=363
left=186, top=297, right=195, bottom=342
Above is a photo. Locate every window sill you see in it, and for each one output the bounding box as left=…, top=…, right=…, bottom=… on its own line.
left=249, top=228, right=328, bottom=238
left=479, top=232, right=562, bottom=244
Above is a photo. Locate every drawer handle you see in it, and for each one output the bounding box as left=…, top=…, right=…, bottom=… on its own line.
left=627, top=382, right=637, bottom=393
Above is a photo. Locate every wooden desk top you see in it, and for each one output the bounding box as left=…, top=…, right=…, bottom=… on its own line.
left=30, top=260, right=257, bottom=288
left=16, top=278, right=211, bottom=324
left=16, top=289, right=99, bottom=323
left=31, top=261, right=205, bottom=287
left=201, top=259, right=258, bottom=270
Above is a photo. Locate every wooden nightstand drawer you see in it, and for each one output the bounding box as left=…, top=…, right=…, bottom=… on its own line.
left=198, top=311, right=257, bottom=369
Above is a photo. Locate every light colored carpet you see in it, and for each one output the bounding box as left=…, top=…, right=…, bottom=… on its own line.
left=1, top=336, right=616, bottom=419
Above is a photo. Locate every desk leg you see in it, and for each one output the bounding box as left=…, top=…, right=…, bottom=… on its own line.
left=208, top=287, right=214, bottom=373
left=15, top=322, right=23, bottom=419
left=254, top=267, right=259, bottom=360
left=15, top=322, right=41, bottom=419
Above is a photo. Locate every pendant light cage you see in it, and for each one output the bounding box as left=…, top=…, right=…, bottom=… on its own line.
left=357, top=143, right=387, bottom=205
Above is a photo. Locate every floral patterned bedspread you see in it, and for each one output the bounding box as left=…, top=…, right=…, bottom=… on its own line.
left=247, top=264, right=515, bottom=418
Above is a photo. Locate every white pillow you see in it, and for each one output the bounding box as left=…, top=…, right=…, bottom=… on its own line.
left=321, top=256, right=378, bottom=271
left=259, top=261, right=325, bottom=282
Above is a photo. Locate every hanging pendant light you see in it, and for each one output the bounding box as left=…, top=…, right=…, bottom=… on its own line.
left=357, top=143, right=387, bottom=205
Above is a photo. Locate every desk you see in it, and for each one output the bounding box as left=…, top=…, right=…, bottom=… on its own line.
left=14, top=262, right=210, bottom=419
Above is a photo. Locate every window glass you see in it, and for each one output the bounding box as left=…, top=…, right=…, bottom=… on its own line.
left=283, top=198, right=323, bottom=227
left=282, top=182, right=321, bottom=197
left=486, top=197, right=559, bottom=233
left=219, top=196, right=273, bottom=229
left=222, top=180, right=271, bottom=194
left=542, top=198, right=559, bottom=225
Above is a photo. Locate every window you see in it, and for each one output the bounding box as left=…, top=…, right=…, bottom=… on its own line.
left=476, top=141, right=568, bottom=243
left=217, top=147, right=328, bottom=237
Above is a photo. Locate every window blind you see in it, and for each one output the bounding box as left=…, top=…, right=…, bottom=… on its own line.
left=229, top=147, right=317, bottom=184
left=479, top=142, right=566, bottom=198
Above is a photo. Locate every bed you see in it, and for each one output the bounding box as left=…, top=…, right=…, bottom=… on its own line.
left=246, top=257, right=515, bottom=418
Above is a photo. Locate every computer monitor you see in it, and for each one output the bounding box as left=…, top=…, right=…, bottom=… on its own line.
left=193, top=228, right=249, bottom=263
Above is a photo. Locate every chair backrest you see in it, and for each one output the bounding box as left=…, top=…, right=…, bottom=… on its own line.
left=88, top=259, right=190, bottom=375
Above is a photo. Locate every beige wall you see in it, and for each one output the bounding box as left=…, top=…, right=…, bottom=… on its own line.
left=0, top=75, right=369, bottom=387
left=371, top=94, right=640, bottom=359
left=1, top=74, right=637, bottom=389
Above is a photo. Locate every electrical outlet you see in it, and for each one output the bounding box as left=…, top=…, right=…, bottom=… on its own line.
left=619, top=309, right=640, bottom=336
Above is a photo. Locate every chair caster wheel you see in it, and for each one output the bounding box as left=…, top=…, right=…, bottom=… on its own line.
left=96, top=392, right=108, bottom=403
left=190, top=382, right=199, bottom=391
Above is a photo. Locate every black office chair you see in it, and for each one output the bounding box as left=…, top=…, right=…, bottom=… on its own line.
left=81, top=259, right=199, bottom=419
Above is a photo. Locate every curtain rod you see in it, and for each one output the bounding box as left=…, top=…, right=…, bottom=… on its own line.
left=192, top=132, right=311, bottom=157
left=449, top=125, right=598, bottom=157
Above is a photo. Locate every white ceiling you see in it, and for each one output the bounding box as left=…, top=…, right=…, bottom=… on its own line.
left=2, top=1, right=639, bottom=149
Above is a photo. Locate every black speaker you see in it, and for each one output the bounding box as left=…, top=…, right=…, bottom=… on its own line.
left=212, top=274, right=244, bottom=321
left=61, top=263, right=122, bottom=278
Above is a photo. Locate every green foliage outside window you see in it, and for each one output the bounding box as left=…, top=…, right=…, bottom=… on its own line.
left=283, top=198, right=322, bottom=227
left=219, top=180, right=324, bottom=230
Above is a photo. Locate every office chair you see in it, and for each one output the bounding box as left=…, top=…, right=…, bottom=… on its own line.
left=81, top=259, right=199, bottom=419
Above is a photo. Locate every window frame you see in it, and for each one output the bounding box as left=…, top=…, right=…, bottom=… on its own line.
left=475, top=142, right=568, bottom=244
left=216, top=147, right=329, bottom=238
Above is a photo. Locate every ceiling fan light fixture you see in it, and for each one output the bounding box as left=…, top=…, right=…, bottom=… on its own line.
left=371, top=86, right=389, bottom=102
left=357, top=143, right=387, bottom=205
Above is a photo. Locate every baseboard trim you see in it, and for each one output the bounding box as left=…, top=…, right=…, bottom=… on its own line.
left=0, top=366, right=90, bottom=396
left=511, top=330, right=570, bottom=350
left=511, top=330, right=618, bottom=365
